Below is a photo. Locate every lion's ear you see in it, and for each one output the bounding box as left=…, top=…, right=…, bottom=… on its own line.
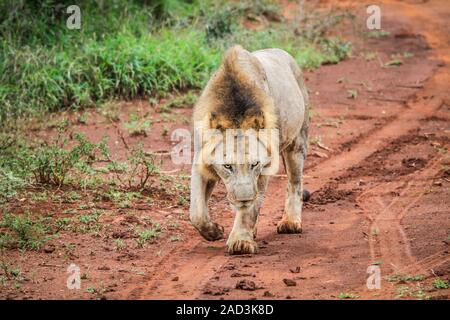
left=209, top=112, right=219, bottom=129
left=255, top=117, right=264, bottom=129
left=241, top=108, right=264, bottom=129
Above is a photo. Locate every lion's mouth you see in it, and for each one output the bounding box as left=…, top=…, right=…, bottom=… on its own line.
left=234, top=200, right=254, bottom=209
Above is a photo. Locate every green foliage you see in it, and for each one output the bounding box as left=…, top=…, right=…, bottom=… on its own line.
left=14, top=123, right=107, bottom=187
left=433, top=278, right=449, bottom=289
left=107, top=143, right=160, bottom=191
left=0, top=212, right=50, bottom=250
left=0, top=169, right=25, bottom=204
left=0, top=0, right=353, bottom=124
left=123, top=114, right=152, bottom=137
left=76, top=210, right=102, bottom=233
left=337, top=292, right=360, bottom=299
left=387, top=274, right=425, bottom=283
left=135, top=225, right=162, bottom=247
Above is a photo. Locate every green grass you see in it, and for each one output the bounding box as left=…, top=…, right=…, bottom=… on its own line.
left=337, top=292, right=360, bottom=299
left=0, top=211, right=50, bottom=250
left=387, top=274, right=425, bottom=283
left=433, top=278, right=449, bottom=289
left=0, top=0, right=353, bottom=126
left=135, top=226, right=162, bottom=248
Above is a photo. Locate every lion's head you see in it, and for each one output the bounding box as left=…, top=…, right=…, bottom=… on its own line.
left=193, top=45, right=279, bottom=210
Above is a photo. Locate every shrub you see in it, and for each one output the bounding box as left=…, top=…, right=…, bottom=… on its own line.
left=0, top=212, right=49, bottom=250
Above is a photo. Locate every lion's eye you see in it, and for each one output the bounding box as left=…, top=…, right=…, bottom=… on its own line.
left=223, top=164, right=232, bottom=170
left=251, top=161, right=260, bottom=169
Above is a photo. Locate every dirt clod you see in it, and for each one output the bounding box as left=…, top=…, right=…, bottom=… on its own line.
left=283, top=279, right=297, bottom=287
left=231, top=272, right=255, bottom=278
left=289, top=266, right=301, bottom=273
left=203, top=285, right=230, bottom=296
left=402, top=157, right=426, bottom=169
left=236, top=279, right=257, bottom=291
left=263, top=291, right=275, bottom=297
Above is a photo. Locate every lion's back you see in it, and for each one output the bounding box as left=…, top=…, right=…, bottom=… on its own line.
left=251, top=48, right=307, bottom=145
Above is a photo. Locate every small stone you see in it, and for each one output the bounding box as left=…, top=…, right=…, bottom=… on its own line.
left=283, top=278, right=297, bottom=287
left=263, top=291, right=275, bottom=297
left=172, top=276, right=179, bottom=281
left=98, top=265, right=110, bottom=271
left=236, top=279, right=257, bottom=291
left=289, top=266, right=301, bottom=273
left=43, top=245, right=55, bottom=253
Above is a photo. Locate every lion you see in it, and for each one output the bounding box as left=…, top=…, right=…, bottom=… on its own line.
left=190, top=45, right=309, bottom=254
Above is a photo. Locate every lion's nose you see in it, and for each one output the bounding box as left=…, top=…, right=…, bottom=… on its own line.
left=234, top=183, right=255, bottom=202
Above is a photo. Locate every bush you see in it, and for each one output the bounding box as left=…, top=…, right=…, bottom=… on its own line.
left=0, top=212, right=49, bottom=250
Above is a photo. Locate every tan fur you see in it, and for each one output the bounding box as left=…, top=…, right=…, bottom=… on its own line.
left=193, top=45, right=278, bottom=180
left=190, top=46, right=309, bottom=254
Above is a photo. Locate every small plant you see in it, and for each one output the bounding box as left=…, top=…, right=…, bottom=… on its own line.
left=177, top=195, right=188, bottom=206
left=347, top=89, right=358, bottom=99
left=85, top=286, right=96, bottom=293
left=433, top=278, right=449, bottom=289
left=0, top=212, right=49, bottom=250
left=107, top=143, right=160, bottom=191
left=77, top=113, right=88, bottom=125
left=383, top=59, right=402, bottom=67
left=21, top=124, right=101, bottom=187
left=205, top=6, right=234, bottom=41
left=114, top=239, right=127, bottom=251
left=162, top=126, right=169, bottom=137
left=123, top=114, right=151, bottom=137
left=77, top=210, right=102, bottom=233
left=338, top=292, right=360, bottom=299
left=403, top=52, right=414, bottom=58
left=387, top=273, right=425, bottom=283
left=159, top=91, right=197, bottom=112
left=363, top=51, right=378, bottom=61
left=309, top=135, right=323, bottom=146
left=55, top=217, right=72, bottom=231
left=135, top=226, right=162, bottom=248
left=395, top=285, right=410, bottom=298
left=0, top=262, right=24, bottom=283
left=367, top=30, right=390, bottom=38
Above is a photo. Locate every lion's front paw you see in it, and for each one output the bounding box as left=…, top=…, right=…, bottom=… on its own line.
left=227, top=238, right=258, bottom=255
left=277, top=219, right=302, bottom=234
left=197, top=222, right=224, bottom=241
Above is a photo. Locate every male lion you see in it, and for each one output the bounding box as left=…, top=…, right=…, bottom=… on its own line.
left=190, top=45, right=309, bottom=254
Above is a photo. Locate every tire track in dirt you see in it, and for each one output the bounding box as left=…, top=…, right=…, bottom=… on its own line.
left=358, top=157, right=444, bottom=272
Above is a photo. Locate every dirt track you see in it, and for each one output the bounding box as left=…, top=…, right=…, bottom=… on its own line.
left=1, top=0, right=449, bottom=300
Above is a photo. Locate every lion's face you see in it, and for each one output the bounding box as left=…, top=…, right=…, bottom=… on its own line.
left=209, top=134, right=272, bottom=210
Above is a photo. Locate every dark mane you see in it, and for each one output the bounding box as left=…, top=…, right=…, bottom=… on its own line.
left=214, top=70, right=263, bottom=127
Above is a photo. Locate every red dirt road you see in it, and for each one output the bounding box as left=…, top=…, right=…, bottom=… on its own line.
left=118, top=0, right=450, bottom=300
left=1, top=0, right=449, bottom=300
